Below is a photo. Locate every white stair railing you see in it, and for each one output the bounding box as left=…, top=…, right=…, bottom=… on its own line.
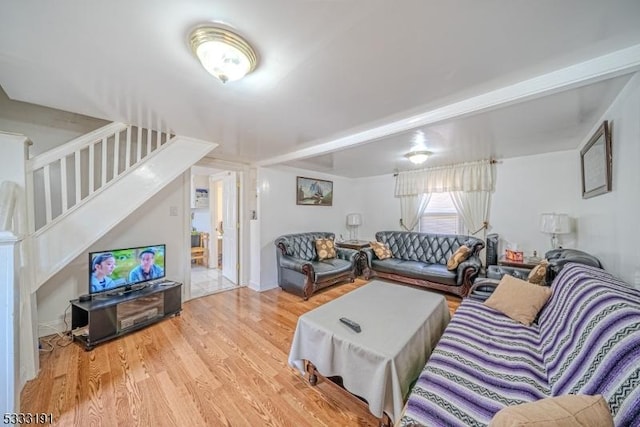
left=26, top=123, right=173, bottom=231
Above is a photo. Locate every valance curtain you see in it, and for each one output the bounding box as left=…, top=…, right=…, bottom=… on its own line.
left=395, top=160, right=494, bottom=235
left=395, top=159, right=494, bottom=196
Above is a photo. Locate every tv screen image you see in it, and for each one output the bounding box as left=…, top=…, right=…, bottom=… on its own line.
left=89, top=244, right=166, bottom=295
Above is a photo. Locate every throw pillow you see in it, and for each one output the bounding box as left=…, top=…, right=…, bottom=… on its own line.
left=528, top=260, right=549, bottom=285
left=315, top=238, right=336, bottom=261
left=489, top=394, right=613, bottom=427
left=370, top=241, right=392, bottom=260
left=484, top=274, right=552, bottom=326
left=447, top=245, right=470, bottom=270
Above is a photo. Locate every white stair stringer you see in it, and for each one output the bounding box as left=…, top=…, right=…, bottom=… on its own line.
left=30, top=136, right=217, bottom=292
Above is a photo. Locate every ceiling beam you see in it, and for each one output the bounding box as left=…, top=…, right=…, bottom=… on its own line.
left=255, top=43, right=640, bottom=167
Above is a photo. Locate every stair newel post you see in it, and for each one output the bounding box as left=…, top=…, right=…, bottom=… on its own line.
left=0, top=133, right=38, bottom=415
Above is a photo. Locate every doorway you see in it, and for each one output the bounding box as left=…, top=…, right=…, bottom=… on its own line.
left=189, top=167, right=239, bottom=299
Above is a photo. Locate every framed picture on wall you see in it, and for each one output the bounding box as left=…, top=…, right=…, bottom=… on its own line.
left=580, top=120, right=612, bottom=199
left=194, top=188, right=209, bottom=208
left=296, top=176, right=333, bottom=206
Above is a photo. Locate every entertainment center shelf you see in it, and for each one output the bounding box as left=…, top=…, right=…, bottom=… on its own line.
left=70, top=281, right=182, bottom=350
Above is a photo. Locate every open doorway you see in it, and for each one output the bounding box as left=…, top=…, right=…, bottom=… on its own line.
left=189, top=167, right=239, bottom=299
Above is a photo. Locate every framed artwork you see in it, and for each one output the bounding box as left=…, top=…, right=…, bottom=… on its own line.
left=580, top=120, right=612, bottom=199
left=296, top=176, right=333, bottom=206
left=194, top=188, right=209, bottom=208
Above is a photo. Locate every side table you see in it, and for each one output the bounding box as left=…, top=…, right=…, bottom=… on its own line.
left=336, top=240, right=370, bottom=276
left=336, top=240, right=371, bottom=250
left=497, top=256, right=540, bottom=270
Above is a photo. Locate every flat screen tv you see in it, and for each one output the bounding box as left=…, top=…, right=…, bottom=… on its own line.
left=89, top=244, right=166, bottom=295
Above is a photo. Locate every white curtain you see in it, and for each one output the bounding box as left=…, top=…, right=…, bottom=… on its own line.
left=395, top=159, right=494, bottom=235
left=399, top=193, right=431, bottom=231
left=395, top=159, right=494, bottom=196
left=449, top=191, right=491, bottom=236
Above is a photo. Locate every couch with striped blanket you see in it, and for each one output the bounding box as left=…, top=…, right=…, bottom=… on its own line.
left=400, top=263, right=640, bottom=426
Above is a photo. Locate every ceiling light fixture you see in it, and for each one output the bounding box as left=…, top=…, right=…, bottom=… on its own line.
left=405, top=150, right=432, bottom=165
left=189, top=26, right=257, bottom=83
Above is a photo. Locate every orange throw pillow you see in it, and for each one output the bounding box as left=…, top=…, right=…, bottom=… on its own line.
left=370, top=241, right=392, bottom=260
left=315, top=238, right=336, bottom=261
left=485, top=275, right=552, bottom=326
left=447, top=245, right=470, bottom=270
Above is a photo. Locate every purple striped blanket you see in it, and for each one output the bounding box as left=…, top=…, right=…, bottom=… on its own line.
left=400, top=263, right=640, bottom=426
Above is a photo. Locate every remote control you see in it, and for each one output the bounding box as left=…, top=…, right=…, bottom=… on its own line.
left=339, top=317, right=361, bottom=333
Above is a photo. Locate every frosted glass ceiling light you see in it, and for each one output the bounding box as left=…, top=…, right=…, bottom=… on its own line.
left=189, top=26, right=257, bottom=83
left=405, top=150, right=432, bottom=165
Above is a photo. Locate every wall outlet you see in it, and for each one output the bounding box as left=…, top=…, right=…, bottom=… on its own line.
left=169, top=206, right=178, bottom=216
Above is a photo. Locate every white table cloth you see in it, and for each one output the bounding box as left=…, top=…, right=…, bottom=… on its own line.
left=288, top=280, right=450, bottom=422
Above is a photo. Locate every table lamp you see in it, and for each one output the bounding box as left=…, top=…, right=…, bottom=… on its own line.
left=540, top=213, right=570, bottom=249
left=346, top=213, right=362, bottom=242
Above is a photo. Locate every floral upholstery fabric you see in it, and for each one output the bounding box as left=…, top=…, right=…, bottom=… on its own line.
left=315, top=238, right=336, bottom=260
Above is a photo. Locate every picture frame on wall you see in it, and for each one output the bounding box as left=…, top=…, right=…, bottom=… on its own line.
left=580, top=120, right=612, bottom=199
left=296, top=176, right=333, bottom=206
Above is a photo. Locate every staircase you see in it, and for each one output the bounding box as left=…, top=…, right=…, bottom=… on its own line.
left=25, top=122, right=218, bottom=291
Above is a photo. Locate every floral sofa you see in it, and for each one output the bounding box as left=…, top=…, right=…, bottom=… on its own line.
left=362, top=231, right=484, bottom=297
left=400, top=263, right=640, bottom=426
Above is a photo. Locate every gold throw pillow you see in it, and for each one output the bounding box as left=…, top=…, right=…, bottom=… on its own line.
left=370, top=241, right=392, bottom=260
left=528, top=260, right=549, bottom=285
left=315, top=238, right=336, bottom=261
left=484, top=274, right=552, bottom=326
left=489, top=394, right=613, bottom=427
left=447, top=245, right=470, bottom=270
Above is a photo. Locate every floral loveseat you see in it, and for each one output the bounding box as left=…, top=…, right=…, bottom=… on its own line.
left=362, top=231, right=484, bottom=297
left=400, top=263, right=640, bottom=426
left=274, top=232, right=359, bottom=300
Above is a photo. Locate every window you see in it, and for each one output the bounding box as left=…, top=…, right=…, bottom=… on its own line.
left=419, top=193, right=464, bottom=235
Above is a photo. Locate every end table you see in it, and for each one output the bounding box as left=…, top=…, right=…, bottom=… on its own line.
left=336, top=240, right=371, bottom=276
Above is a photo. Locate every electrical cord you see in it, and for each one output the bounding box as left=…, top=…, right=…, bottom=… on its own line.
left=38, top=304, right=73, bottom=352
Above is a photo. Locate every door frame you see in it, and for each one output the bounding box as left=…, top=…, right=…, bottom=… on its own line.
left=184, top=161, right=247, bottom=301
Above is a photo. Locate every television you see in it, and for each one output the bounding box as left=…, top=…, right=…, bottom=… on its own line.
left=89, top=244, right=166, bottom=295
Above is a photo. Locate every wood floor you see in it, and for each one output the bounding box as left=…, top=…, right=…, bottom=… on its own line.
left=21, top=279, right=461, bottom=426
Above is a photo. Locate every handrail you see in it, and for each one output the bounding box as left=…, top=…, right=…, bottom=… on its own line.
left=27, top=122, right=128, bottom=171
left=25, top=122, right=174, bottom=230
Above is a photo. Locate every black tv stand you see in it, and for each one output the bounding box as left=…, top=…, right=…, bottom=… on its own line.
left=70, top=281, right=182, bottom=350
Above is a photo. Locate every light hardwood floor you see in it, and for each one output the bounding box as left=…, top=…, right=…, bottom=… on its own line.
left=21, top=279, right=461, bottom=426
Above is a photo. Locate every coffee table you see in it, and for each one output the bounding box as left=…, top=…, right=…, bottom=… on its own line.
left=288, top=280, right=450, bottom=425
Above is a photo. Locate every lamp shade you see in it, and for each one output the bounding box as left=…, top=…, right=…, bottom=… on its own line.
left=346, top=213, right=362, bottom=226
left=539, top=213, right=570, bottom=234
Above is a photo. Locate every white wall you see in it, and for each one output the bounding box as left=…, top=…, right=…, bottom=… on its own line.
left=356, top=174, right=400, bottom=239
left=493, top=73, right=640, bottom=283
left=36, top=173, right=190, bottom=335
left=350, top=73, right=640, bottom=284
left=0, top=88, right=108, bottom=156
left=574, top=73, right=640, bottom=284
left=256, top=166, right=362, bottom=290
left=491, top=150, right=580, bottom=258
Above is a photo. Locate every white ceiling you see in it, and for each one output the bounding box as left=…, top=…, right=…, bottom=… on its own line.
left=1, top=0, right=640, bottom=178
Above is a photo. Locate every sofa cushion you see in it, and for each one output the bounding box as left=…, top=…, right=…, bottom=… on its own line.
left=447, top=245, right=470, bottom=270
left=489, top=394, right=613, bottom=427
left=372, top=258, right=458, bottom=286
left=370, top=241, right=392, bottom=260
left=311, top=258, right=353, bottom=282
left=528, top=260, right=548, bottom=285
left=315, top=238, right=336, bottom=261
left=485, top=275, right=552, bottom=326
